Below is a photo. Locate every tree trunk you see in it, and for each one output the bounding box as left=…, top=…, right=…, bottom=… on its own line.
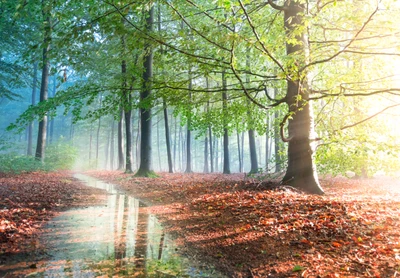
left=185, top=70, right=192, bottom=173
left=28, top=62, right=38, bottom=156
left=110, top=120, right=115, bottom=170
left=222, top=71, right=230, bottom=174
left=274, top=96, right=282, bottom=172
left=157, top=113, right=161, bottom=171
left=48, top=74, right=56, bottom=144
left=117, top=109, right=125, bottom=170
left=96, top=114, right=101, bottom=169
left=214, top=136, right=219, bottom=172
left=280, top=1, right=324, bottom=194
left=173, top=116, right=177, bottom=171
left=237, top=130, right=242, bottom=173
left=136, top=5, right=155, bottom=177
left=35, top=4, right=51, bottom=163
left=204, top=135, right=209, bottom=173
left=163, top=99, right=173, bottom=173
left=265, top=116, right=270, bottom=172
left=124, top=107, right=133, bottom=173
left=206, top=77, right=214, bottom=173
left=248, top=129, right=258, bottom=174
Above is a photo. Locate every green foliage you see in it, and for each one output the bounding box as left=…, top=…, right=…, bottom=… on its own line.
left=0, top=141, right=78, bottom=173
left=44, top=141, right=78, bottom=170
left=0, top=154, right=46, bottom=174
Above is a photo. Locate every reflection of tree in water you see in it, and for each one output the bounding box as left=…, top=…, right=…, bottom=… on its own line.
left=114, top=194, right=128, bottom=267
left=134, top=202, right=149, bottom=276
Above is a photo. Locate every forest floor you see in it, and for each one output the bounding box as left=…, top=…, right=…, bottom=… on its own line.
left=88, top=171, right=400, bottom=278
left=0, top=171, right=106, bottom=265
left=0, top=171, right=399, bottom=277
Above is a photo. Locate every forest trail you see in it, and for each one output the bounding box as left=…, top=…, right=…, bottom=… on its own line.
left=0, top=173, right=222, bottom=277
left=1, top=171, right=400, bottom=277
left=90, top=171, right=400, bottom=278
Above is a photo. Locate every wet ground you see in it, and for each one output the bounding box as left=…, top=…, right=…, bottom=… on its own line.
left=0, top=174, right=223, bottom=277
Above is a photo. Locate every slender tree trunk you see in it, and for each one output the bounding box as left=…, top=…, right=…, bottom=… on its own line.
left=110, top=120, right=115, bottom=170
left=48, top=74, right=56, bottom=144
left=89, top=124, right=93, bottom=164
left=204, top=135, right=209, bottom=173
left=105, top=130, right=110, bottom=170
left=35, top=4, right=51, bottom=163
left=215, top=136, right=219, bottom=172
left=185, top=70, right=192, bottom=173
left=135, top=109, right=141, bottom=169
left=117, top=109, right=125, bottom=170
left=248, top=129, right=258, bottom=174
left=265, top=116, right=270, bottom=172
left=280, top=1, right=324, bottom=194
left=136, top=5, right=155, bottom=176
left=237, top=130, right=242, bottom=173
left=178, top=123, right=182, bottom=172
left=125, top=107, right=133, bottom=173
left=157, top=113, right=161, bottom=171
left=222, top=71, right=230, bottom=174
left=28, top=62, right=38, bottom=156
left=121, top=51, right=133, bottom=173
left=96, top=115, right=102, bottom=169
left=274, top=107, right=282, bottom=172
left=163, top=99, right=173, bottom=173
left=173, top=116, right=177, bottom=171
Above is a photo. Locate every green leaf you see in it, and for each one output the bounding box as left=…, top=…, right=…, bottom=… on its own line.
left=292, top=265, right=304, bottom=272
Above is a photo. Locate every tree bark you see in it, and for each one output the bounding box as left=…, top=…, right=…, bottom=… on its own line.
left=35, top=2, right=51, bottom=163
left=117, top=109, right=125, bottom=170
left=185, top=70, right=192, bottom=173
left=136, top=5, right=155, bottom=177
left=248, top=129, right=258, bottom=174
left=206, top=77, right=213, bottom=173
left=281, top=1, right=324, bottom=194
left=222, top=71, right=230, bottom=174
left=163, top=98, right=173, bottom=173
left=237, top=130, right=242, bottom=173
left=110, top=120, right=115, bottom=170
left=28, top=62, right=38, bottom=156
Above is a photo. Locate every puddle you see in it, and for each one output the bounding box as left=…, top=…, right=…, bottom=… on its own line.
left=0, top=174, right=224, bottom=277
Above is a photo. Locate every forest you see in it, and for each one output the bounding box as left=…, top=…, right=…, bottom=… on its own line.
left=1, top=0, right=400, bottom=277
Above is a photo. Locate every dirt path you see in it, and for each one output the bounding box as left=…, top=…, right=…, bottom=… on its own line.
left=88, top=171, right=400, bottom=278
left=0, top=171, right=107, bottom=275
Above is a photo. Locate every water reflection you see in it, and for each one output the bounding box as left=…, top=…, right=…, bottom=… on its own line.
left=0, top=174, right=223, bottom=277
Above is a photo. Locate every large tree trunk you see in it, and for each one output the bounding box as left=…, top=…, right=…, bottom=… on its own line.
left=281, top=1, right=324, bottom=194
left=163, top=99, right=173, bottom=173
left=28, top=62, right=38, bottom=156
left=35, top=3, right=51, bottom=163
left=136, top=5, right=155, bottom=177
left=222, top=71, right=230, bottom=174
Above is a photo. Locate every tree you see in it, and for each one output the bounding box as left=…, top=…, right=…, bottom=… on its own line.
left=136, top=5, right=156, bottom=177
left=35, top=0, right=52, bottom=163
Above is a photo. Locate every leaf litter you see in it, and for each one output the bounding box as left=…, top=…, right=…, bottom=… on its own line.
left=89, top=171, right=400, bottom=278
left=0, top=170, right=399, bottom=277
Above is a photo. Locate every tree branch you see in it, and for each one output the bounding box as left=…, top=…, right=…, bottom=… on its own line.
left=340, top=103, right=400, bottom=131
left=267, top=0, right=286, bottom=11
left=303, top=4, right=379, bottom=71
